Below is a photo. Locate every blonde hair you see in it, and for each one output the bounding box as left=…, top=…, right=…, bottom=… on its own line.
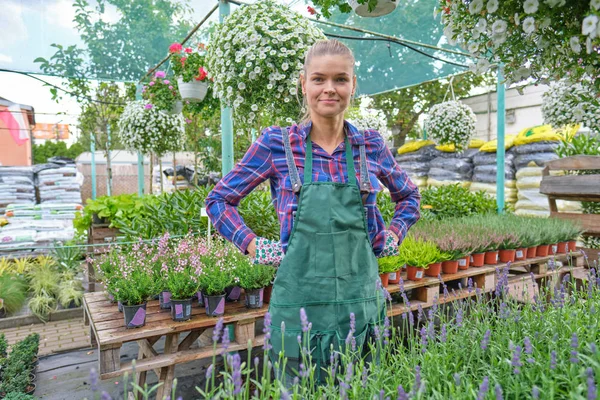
left=296, top=39, right=356, bottom=124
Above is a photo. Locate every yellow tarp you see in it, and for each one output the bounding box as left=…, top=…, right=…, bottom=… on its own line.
left=480, top=134, right=517, bottom=152
left=397, top=140, right=435, bottom=154
left=468, top=139, right=485, bottom=149
left=513, top=124, right=579, bottom=146
left=435, top=143, right=456, bottom=153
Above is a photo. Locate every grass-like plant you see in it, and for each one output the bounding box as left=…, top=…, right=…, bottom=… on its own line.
left=0, top=274, right=27, bottom=315
left=28, top=290, right=56, bottom=322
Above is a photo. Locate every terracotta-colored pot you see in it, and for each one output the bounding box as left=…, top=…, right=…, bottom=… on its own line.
left=550, top=243, right=559, bottom=255
left=379, top=273, right=390, bottom=287
left=499, top=249, right=516, bottom=263
left=471, top=253, right=485, bottom=267
left=484, top=251, right=499, bottom=265
left=406, top=266, right=424, bottom=281
left=442, top=260, right=459, bottom=274
left=568, top=240, right=577, bottom=252
left=536, top=245, right=549, bottom=257
left=526, top=247, right=537, bottom=258
left=515, top=248, right=527, bottom=261
left=388, top=269, right=401, bottom=284
left=556, top=242, right=568, bottom=254
left=425, top=262, right=442, bottom=277
left=458, top=255, right=470, bottom=270
left=263, top=284, right=273, bottom=304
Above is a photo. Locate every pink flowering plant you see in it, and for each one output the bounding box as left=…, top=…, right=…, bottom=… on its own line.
left=169, top=43, right=209, bottom=83
left=141, top=71, right=181, bottom=112
left=236, top=261, right=276, bottom=290
left=197, top=239, right=236, bottom=296
left=161, top=236, right=202, bottom=300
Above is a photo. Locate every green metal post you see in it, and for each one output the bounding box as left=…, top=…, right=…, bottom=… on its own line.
left=422, top=126, right=427, bottom=140
left=251, top=128, right=257, bottom=142
left=220, top=0, right=234, bottom=176
left=91, top=134, right=97, bottom=200
left=135, top=84, right=145, bottom=196
left=496, top=68, right=506, bottom=214
left=106, top=125, right=112, bottom=197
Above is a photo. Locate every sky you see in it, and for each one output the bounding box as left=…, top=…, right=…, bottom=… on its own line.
left=0, top=0, right=306, bottom=145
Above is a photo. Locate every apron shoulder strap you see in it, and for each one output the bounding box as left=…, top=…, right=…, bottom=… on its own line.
left=358, top=130, right=370, bottom=203
left=281, top=126, right=302, bottom=193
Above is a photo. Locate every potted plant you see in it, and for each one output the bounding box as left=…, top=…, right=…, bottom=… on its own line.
left=347, top=0, right=398, bottom=17
left=236, top=261, right=276, bottom=309
left=0, top=274, right=27, bottom=318
left=141, top=71, right=182, bottom=113
left=398, top=236, right=441, bottom=281
left=467, top=231, right=491, bottom=267
left=57, top=279, right=83, bottom=309
left=498, top=232, right=520, bottom=264
left=169, top=43, right=209, bottom=102
left=378, top=256, right=400, bottom=287
left=198, top=241, right=235, bottom=317
left=424, top=101, right=477, bottom=151
left=436, top=235, right=468, bottom=274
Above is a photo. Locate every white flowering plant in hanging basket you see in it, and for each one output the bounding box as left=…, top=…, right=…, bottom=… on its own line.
left=424, top=101, right=476, bottom=151
left=438, top=0, right=600, bottom=92
left=542, top=78, right=600, bottom=133
left=118, top=100, right=185, bottom=156
left=206, top=0, right=326, bottom=132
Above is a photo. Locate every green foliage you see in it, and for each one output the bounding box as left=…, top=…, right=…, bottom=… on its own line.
left=52, top=244, right=84, bottom=275
left=420, top=184, right=498, bottom=220
left=57, top=280, right=84, bottom=308
left=377, top=256, right=402, bottom=274
left=27, top=291, right=56, bottom=322
left=238, top=190, right=281, bottom=241
left=0, top=274, right=27, bottom=314
left=0, top=334, right=39, bottom=396
left=398, top=235, right=444, bottom=268
left=0, top=333, right=7, bottom=359
left=196, top=240, right=237, bottom=296
left=3, top=393, right=36, bottom=400
left=169, top=43, right=209, bottom=83
left=32, top=141, right=85, bottom=164
left=141, top=74, right=180, bottom=112
left=236, top=263, right=276, bottom=290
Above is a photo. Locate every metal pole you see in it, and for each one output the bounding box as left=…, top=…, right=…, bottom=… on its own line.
left=220, top=0, right=234, bottom=176
left=91, top=134, right=97, bottom=200
left=106, top=125, right=112, bottom=197
left=251, top=128, right=257, bottom=142
left=496, top=67, right=506, bottom=215
left=135, top=83, right=145, bottom=196
left=422, top=126, right=427, bottom=140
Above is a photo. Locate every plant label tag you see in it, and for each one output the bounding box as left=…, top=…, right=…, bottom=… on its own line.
left=495, top=254, right=499, bottom=262
left=175, top=304, right=183, bottom=317
left=552, top=245, right=557, bottom=253
left=186, top=304, right=191, bottom=316
left=470, top=256, right=474, bottom=263
left=416, top=270, right=423, bottom=279
left=214, top=298, right=225, bottom=315
left=128, top=307, right=146, bottom=327
left=249, top=295, right=256, bottom=306
left=163, top=292, right=171, bottom=303
left=459, top=259, right=466, bottom=267
left=516, top=250, right=523, bottom=258
left=389, top=272, right=397, bottom=280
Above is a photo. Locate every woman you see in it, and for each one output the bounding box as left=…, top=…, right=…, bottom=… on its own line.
left=206, top=39, right=420, bottom=380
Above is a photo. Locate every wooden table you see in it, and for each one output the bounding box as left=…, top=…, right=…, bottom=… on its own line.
left=83, top=251, right=584, bottom=399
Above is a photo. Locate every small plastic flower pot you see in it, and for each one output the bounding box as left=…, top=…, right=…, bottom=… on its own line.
left=526, top=247, right=537, bottom=258
left=244, top=288, right=264, bottom=309
left=499, top=249, right=516, bottom=263
left=379, top=273, right=390, bottom=287
left=484, top=251, right=499, bottom=265
left=170, top=298, right=193, bottom=322
left=442, top=260, right=459, bottom=274
left=470, top=253, right=485, bottom=267
left=536, top=245, right=549, bottom=257
left=406, top=266, right=424, bottom=281
left=123, top=302, right=147, bottom=329
left=458, top=256, right=470, bottom=270
left=388, top=269, right=401, bottom=284
left=568, top=241, right=577, bottom=252
left=177, top=78, right=208, bottom=102
left=515, top=248, right=527, bottom=261
left=263, top=285, right=273, bottom=304
left=225, top=286, right=242, bottom=302
left=425, top=262, right=441, bottom=277
left=159, top=291, right=172, bottom=310
left=556, top=242, right=568, bottom=254
left=205, top=294, right=226, bottom=317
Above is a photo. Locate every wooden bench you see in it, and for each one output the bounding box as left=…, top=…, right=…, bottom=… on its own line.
left=540, top=155, right=600, bottom=236
left=82, top=251, right=584, bottom=399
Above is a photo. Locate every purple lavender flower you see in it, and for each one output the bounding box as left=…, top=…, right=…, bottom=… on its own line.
left=213, top=318, right=224, bottom=343
left=101, top=392, right=112, bottom=400
left=587, top=367, right=597, bottom=400
left=374, top=325, right=381, bottom=341
left=495, top=383, right=503, bottom=400
left=524, top=337, right=533, bottom=354
left=206, top=363, right=214, bottom=379
left=417, top=305, right=424, bottom=322
left=481, top=330, right=491, bottom=350
left=454, top=373, right=461, bottom=386
left=420, top=326, right=428, bottom=353
left=456, top=307, right=463, bottom=327
left=467, top=277, right=473, bottom=293
left=399, top=277, right=405, bottom=293
left=440, top=324, right=447, bottom=343
left=414, top=365, right=422, bottom=393
left=263, top=312, right=272, bottom=350
left=254, top=357, right=259, bottom=369
left=397, top=385, right=408, bottom=400
left=231, top=353, right=242, bottom=395
left=550, top=350, right=557, bottom=370
left=590, top=342, right=597, bottom=354
left=571, top=333, right=579, bottom=363
left=300, top=308, right=310, bottom=332
left=532, top=386, right=540, bottom=399
left=280, top=388, right=291, bottom=400
left=362, top=366, right=368, bottom=388
left=511, top=345, right=522, bottom=374
left=379, top=389, right=386, bottom=400
left=299, top=363, right=309, bottom=379
left=477, top=376, right=489, bottom=400
left=222, top=326, right=230, bottom=352
left=89, top=368, right=98, bottom=392
left=383, top=316, right=391, bottom=345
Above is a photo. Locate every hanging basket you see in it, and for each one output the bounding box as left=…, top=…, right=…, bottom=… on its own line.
left=347, top=0, right=397, bottom=17
left=177, top=78, right=208, bottom=102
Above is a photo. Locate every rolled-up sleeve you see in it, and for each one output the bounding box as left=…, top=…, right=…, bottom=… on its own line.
left=205, top=129, right=274, bottom=253
left=376, top=136, right=421, bottom=243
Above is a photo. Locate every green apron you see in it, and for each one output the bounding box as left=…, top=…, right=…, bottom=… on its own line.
left=268, top=128, right=385, bottom=382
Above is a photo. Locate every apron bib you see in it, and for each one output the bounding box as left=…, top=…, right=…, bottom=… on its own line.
left=268, top=128, right=386, bottom=382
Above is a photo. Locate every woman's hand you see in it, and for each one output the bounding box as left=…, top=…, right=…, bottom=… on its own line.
left=390, top=231, right=399, bottom=243
left=247, top=237, right=257, bottom=259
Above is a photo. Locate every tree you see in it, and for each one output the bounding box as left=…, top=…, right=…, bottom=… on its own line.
left=371, top=72, right=490, bottom=147
left=32, top=141, right=86, bottom=164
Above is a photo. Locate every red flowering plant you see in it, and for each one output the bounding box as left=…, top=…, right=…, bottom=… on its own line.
left=169, top=42, right=209, bottom=83
left=141, top=70, right=181, bottom=112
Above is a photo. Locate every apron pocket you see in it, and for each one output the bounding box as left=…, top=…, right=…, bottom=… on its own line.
left=270, top=327, right=301, bottom=363
left=314, top=230, right=354, bottom=278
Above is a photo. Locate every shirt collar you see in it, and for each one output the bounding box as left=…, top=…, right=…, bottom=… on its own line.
left=297, top=120, right=365, bottom=146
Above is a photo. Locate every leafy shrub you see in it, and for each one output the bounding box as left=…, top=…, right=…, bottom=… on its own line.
left=0, top=274, right=27, bottom=314
left=420, top=184, right=497, bottom=220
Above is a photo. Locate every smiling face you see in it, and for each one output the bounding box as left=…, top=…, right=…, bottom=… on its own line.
left=301, top=54, right=356, bottom=121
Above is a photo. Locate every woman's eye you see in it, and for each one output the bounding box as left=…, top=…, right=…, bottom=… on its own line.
left=337, top=78, right=348, bottom=82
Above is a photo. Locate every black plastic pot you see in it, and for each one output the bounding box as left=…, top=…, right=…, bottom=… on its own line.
left=123, top=302, right=147, bottom=329
left=204, top=294, right=226, bottom=317
left=170, top=298, right=193, bottom=321
left=25, top=382, right=36, bottom=395
left=225, top=286, right=241, bottom=302
left=159, top=291, right=172, bottom=310
left=244, top=288, right=264, bottom=309
left=197, top=291, right=204, bottom=306
left=0, top=308, right=6, bottom=318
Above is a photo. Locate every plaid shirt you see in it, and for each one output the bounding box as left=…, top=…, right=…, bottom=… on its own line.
left=206, top=121, right=421, bottom=255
